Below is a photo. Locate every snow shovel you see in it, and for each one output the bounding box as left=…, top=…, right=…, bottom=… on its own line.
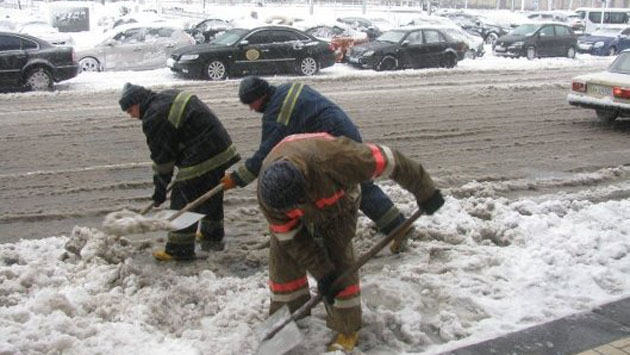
left=254, top=208, right=425, bottom=355
left=159, top=182, right=225, bottom=230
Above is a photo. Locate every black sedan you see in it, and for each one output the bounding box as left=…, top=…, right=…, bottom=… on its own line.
left=493, top=23, right=577, bottom=59
left=167, top=25, right=336, bottom=81
left=0, top=31, right=79, bottom=91
left=345, top=26, right=468, bottom=71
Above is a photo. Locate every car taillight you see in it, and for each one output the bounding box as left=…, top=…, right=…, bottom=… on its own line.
left=572, top=81, right=586, bottom=92
left=613, top=86, right=630, bottom=99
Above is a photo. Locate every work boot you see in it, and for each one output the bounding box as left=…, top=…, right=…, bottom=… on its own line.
left=200, top=239, right=225, bottom=252
left=389, top=226, right=416, bottom=254
left=328, top=331, right=359, bottom=352
left=153, top=242, right=195, bottom=261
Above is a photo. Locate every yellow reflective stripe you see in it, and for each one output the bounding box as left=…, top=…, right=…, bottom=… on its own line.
left=167, top=231, right=196, bottom=244
left=175, top=144, right=238, bottom=181
left=167, top=92, right=193, bottom=128
left=152, top=161, right=175, bottom=175
left=333, top=296, right=362, bottom=309
left=277, top=83, right=303, bottom=126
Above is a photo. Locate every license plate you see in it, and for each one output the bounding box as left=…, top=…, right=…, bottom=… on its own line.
left=166, top=58, right=175, bottom=68
left=590, top=85, right=612, bottom=97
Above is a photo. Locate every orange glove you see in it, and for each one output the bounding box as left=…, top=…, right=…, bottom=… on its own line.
left=221, top=173, right=237, bottom=190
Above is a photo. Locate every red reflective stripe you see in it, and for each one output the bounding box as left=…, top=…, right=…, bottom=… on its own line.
left=268, top=276, right=308, bottom=293
left=286, top=208, right=304, bottom=219
left=270, top=218, right=299, bottom=233
left=336, top=284, right=360, bottom=299
left=315, top=190, right=345, bottom=209
left=367, top=143, right=386, bottom=178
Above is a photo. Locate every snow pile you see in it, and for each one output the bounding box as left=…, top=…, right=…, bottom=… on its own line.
left=102, top=209, right=176, bottom=236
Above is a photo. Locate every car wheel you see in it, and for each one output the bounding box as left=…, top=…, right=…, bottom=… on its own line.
left=596, top=109, right=618, bottom=122
left=566, top=46, right=576, bottom=59
left=25, top=67, right=53, bottom=91
left=376, top=56, right=397, bottom=71
left=297, top=57, right=319, bottom=76
left=79, top=57, right=101, bottom=72
left=205, top=60, right=228, bottom=81
left=441, top=53, right=457, bottom=68
left=607, top=47, right=616, bottom=56
left=526, top=46, right=537, bottom=60
left=485, top=32, right=498, bottom=46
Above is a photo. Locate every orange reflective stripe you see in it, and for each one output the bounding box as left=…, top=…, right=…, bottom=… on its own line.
left=367, top=143, right=386, bottom=178
left=286, top=208, right=304, bottom=219
left=270, top=218, right=300, bottom=233
left=268, top=276, right=308, bottom=293
left=336, top=283, right=361, bottom=299
left=315, top=190, right=345, bottom=209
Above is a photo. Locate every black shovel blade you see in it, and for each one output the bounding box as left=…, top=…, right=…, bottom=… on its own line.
left=255, top=306, right=304, bottom=355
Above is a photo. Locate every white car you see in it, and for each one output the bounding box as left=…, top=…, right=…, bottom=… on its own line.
left=16, top=21, right=74, bottom=46
left=76, top=24, right=195, bottom=72
left=567, top=49, right=630, bottom=122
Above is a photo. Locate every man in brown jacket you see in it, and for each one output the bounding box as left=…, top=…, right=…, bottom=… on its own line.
left=257, top=133, right=444, bottom=351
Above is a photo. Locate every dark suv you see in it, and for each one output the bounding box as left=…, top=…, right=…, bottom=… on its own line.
left=493, top=23, right=578, bottom=60
left=0, top=31, right=79, bottom=91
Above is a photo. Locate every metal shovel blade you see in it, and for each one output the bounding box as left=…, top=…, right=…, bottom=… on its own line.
left=156, top=209, right=205, bottom=230
left=255, top=306, right=304, bottom=355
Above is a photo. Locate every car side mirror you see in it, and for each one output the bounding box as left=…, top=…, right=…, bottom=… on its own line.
left=238, top=40, right=249, bottom=46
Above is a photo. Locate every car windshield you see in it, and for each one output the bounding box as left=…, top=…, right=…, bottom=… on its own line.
left=608, top=52, right=630, bottom=74
left=510, top=24, right=539, bottom=36
left=377, top=30, right=405, bottom=43
left=210, top=28, right=248, bottom=45
left=590, top=28, right=623, bottom=37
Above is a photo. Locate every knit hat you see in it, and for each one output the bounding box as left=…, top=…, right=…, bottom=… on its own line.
left=119, top=82, right=150, bottom=111
left=239, top=76, right=271, bottom=104
left=259, top=160, right=305, bottom=209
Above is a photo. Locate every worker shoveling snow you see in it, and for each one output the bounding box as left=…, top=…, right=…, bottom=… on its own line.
left=101, top=209, right=178, bottom=236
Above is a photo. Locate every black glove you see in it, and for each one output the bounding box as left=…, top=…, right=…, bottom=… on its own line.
left=419, top=189, right=444, bottom=215
left=317, top=271, right=339, bottom=305
left=152, top=174, right=171, bottom=207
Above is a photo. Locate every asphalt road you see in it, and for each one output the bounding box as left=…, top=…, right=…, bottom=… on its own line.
left=1, top=63, right=629, bottom=242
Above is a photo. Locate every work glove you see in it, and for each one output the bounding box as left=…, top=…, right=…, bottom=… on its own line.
left=152, top=174, right=170, bottom=207
left=317, top=271, right=339, bottom=305
left=419, top=189, right=444, bottom=215
left=220, top=173, right=237, bottom=190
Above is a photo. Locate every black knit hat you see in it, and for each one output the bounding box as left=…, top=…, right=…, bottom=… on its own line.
left=259, top=160, right=305, bottom=209
left=239, top=76, right=271, bottom=104
left=119, top=82, right=150, bottom=111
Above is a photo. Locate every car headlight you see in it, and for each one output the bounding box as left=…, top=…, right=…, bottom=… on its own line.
left=362, top=50, right=375, bottom=57
left=593, top=41, right=605, bottom=48
left=510, top=41, right=524, bottom=48
left=180, top=54, right=199, bottom=61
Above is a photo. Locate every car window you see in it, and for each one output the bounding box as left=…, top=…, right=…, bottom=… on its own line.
left=608, top=52, right=630, bottom=74
left=539, top=25, right=555, bottom=36
left=405, top=31, right=423, bottom=45
left=554, top=25, right=570, bottom=36
left=145, top=27, right=174, bottom=42
left=423, top=30, right=443, bottom=44
left=21, top=38, right=37, bottom=49
left=246, top=30, right=271, bottom=44
left=113, top=28, right=144, bottom=44
left=0, top=35, right=21, bottom=51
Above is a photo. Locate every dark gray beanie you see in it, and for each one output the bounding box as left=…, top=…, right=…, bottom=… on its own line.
left=259, top=160, right=305, bottom=209
left=239, top=76, right=271, bottom=104
left=119, top=82, right=150, bottom=111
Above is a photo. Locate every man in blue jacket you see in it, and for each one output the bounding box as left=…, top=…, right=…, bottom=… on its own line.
left=221, top=76, right=408, bottom=250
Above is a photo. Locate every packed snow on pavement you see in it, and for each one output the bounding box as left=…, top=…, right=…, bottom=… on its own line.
left=1, top=3, right=629, bottom=355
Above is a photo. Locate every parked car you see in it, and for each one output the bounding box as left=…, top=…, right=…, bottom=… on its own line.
left=77, top=24, right=195, bottom=72
left=493, top=22, right=577, bottom=59
left=0, top=31, right=79, bottom=91
left=438, top=11, right=511, bottom=45
left=16, top=21, right=74, bottom=46
left=337, top=17, right=383, bottom=40
left=345, top=26, right=468, bottom=71
left=567, top=49, right=630, bottom=122
left=303, top=23, right=368, bottom=62
left=186, top=18, right=231, bottom=44
left=439, top=26, right=485, bottom=59
left=577, top=26, right=630, bottom=56
left=167, top=25, right=336, bottom=80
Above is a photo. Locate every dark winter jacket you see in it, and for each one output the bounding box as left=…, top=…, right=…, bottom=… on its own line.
left=233, top=82, right=361, bottom=186
left=258, top=133, right=437, bottom=280
left=140, top=89, right=240, bottom=181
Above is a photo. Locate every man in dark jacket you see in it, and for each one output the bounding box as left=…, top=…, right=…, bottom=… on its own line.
left=119, top=83, right=240, bottom=261
left=257, top=133, right=444, bottom=351
left=221, top=76, right=409, bottom=251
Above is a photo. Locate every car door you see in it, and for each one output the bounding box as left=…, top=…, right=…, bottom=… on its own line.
left=265, top=29, right=311, bottom=73
left=536, top=25, right=557, bottom=57
left=398, top=30, right=425, bottom=68
left=0, top=34, right=26, bottom=87
left=422, top=29, right=448, bottom=68
left=554, top=25, right=573, bottom=55
left=143, top=27, right=176, bottom=70
left=618, top=27, right=630, bottom=51
left=104, top=27, right=146, bottom=70
left=234, top=29, right=277, bottom=75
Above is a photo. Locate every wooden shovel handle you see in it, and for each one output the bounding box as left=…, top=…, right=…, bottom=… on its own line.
left=167, top=183, right=225, bottom=222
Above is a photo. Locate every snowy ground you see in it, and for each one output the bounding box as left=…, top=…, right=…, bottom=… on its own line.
left=1, top=3, right=630, bottom=355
